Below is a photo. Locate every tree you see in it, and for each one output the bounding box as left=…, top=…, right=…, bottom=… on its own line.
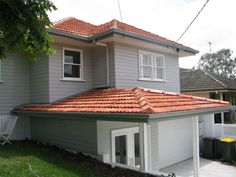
left=0, top=0, right=56, bottom=61
left=197, top=49, right=236, bottom=79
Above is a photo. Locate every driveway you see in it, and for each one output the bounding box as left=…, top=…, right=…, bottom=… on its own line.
left=160, top=158, right=236, bottom=177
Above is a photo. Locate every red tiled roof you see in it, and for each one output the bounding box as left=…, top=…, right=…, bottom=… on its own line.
left=17, top=87, right=230, bottom=114
left=52, top=17, right=185, bottom=48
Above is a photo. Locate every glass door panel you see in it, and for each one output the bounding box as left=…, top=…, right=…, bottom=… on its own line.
left=134, top=132, right=140, bottom=166
left=115, top=135, right=127, bottom=164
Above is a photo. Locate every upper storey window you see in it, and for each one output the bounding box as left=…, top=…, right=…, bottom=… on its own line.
left=63, top=47, right=83, bottom=81
left=139, top=50, right=165, bottom=81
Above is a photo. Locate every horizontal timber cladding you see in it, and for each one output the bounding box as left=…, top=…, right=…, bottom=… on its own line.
left=0, top=53, right=30, bottom=114
left=113, top=43, right=180, bottom=92
left=30, top=116, right=98, bottom=155
left=157, top=117, right=193, bottom=169
left=48, top=44, right=94, bottom=102
left=30, top=54, right=49, bottom=103
left=92, top=46, right=108, bottom=88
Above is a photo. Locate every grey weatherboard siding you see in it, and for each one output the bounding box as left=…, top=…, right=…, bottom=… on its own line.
left=30, top=116, right=98, bottom=155
left=0, top=53, right=30, bottom=114
left=48, top=44, right=94, bottom=102
left=30, top=55, right=49, bottom=103
left=113, top=43, right=180, bottom=92
left=92, top=46, right=108, bottom=88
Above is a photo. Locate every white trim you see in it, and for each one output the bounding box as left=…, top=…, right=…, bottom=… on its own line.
left=139, top=123, right=151, bottom=171
left=192, top=116, right=200, bottom=177
left=62, top=47, right=83, bottom=81
left=138, top=50, right=166, bottom=81
left=60, top=78, right=86, bottom=82
left=111, top=127, right=140, bottom=168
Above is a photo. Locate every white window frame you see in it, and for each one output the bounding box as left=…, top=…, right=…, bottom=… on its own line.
left=138, top=50, right=166, bottom=82
left=62, top=47, right=84, bottom=81
left=111, top=127, right=140, bottom=168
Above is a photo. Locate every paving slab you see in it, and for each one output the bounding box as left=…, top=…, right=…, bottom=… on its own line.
left=160, top=158, right=236, bottom=177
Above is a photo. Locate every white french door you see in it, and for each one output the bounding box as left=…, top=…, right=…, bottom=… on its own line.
left=111, top=127, right=140, bottom=167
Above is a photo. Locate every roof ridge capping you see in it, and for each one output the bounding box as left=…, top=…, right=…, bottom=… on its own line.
left=142, top=88, right=179, bottom=96
left=132, top=87, right=155, bottom=113
left=180, top=94, right=230, bottom=105
left=53, top=17, right=75, bottom=26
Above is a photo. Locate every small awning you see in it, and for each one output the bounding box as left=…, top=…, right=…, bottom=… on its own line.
left=15, top=87, right=230, bottom=115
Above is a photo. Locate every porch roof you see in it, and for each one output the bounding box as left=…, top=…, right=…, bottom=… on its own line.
left=15, top=87, right=230, bottom=115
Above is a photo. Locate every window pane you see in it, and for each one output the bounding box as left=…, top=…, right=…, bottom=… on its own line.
left=142, top=53, right=151, bottom=65
left=134, top=133, right=140, bottom=166
left=115, top=135, right=127, bottom=165
left=154, top=56, right=164, bottom=67
left=224, top=112, right=231, bottom=124
left=64, top=64, right=80, bottom=78
left=214, top=113, right=222, bottom=123
left=154, top=68, right=163, bottom=79
left=64, top=50, right=80, bottom=64
left=143, top=66, right=151, bottom=78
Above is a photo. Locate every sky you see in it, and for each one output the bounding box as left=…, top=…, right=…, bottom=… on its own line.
left=48, top=0, right=236, bottom=69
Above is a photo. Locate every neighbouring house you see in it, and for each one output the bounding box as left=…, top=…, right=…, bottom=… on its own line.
left=0, top=17, right=232, bottom=176
left=180, top=68, right=236, bottom=141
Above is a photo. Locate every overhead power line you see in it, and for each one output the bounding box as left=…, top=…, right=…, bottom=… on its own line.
left=176, top=0, right=210, bottom=42
left=117, top=0, right=123, bottom=22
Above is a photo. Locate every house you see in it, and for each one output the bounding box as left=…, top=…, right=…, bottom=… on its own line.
left=0, top=17, right=231, bottom=176
left=180, top=68, right=236, bottom=140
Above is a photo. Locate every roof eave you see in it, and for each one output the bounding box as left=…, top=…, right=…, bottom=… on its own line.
left=149, top=106, right=233, bottom=121
left=92, top=28, right=199, bottom=55
left=48, top=28, right=198, bottom=56
left=12, top=106, right=233, bottom=123
left=47, top=28, right=90, bottom=42
left=12, top=110, right=150, bottom=123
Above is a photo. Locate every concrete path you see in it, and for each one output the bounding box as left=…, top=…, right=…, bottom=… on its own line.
left=160, top=158, right=236, bottom=177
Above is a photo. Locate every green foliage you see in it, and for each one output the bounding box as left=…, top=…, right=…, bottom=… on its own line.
left=0, top=0, right=56, bottom=61
left=197, top=49, right=236, bottom=79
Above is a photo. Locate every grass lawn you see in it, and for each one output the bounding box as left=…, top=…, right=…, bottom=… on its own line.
left=0, top=141, right=106, bottom=177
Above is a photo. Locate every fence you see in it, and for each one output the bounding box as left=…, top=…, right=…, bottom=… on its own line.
left=213, top=124, right=236, bottom=138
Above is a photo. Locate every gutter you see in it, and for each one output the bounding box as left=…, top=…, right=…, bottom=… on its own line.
left=12, top=105, right=234, bottom=123
left=47, top=28, right=90, bottom=42
left=48, top=28, right=198, bottom=55
left=149, top=106, right=234, bottom=121
left=90, top=28, right=199, bottom=54
left=11, top=110, right=149, bottom=123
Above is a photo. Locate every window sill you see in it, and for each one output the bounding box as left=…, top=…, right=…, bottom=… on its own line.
left=138, top=78, right=166, bottom=83
left=0, top=80, right=4, bottom=83
left=60, top=78, right=86, bottom=82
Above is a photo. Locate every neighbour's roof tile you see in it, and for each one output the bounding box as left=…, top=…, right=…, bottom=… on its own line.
left=52, top=17, right=189, bottom=50
left=17, top=87, right=230, bottom=114
left=180, top=68, right=236, bottom=92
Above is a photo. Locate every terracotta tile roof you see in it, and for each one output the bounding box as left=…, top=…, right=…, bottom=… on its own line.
left=52, top=17, right=187, bottom=49
left=17, top=87, right=230, bottom=114
left=53, top=17, right=96, bottom=37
